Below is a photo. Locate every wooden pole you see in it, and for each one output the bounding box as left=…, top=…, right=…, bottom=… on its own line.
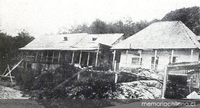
left=112, top=50, right=116, bottom=70
left=57, top=51, right=60, bottom=63
left=114, top=73, right=118, bottom=83
left=139, top=50, right=142, bottom=65
left=7, top=65, right=13, bottom=85
left=125, top=50, right=128, bottom=66
left=95, top=45, right=100, bottom=67
left=87, top=52, right=90, bottom=66
left=191, top=49, right=194, bottom=61
left=77, top=72, right=80, bottom=80
left=170, top=50, right=174, bottom=63
left=153, top=50, right=157, bottom=70
left=41, top=51, right=43, bottom=62
left=79, top=51, right=82, bottom=65
left=35, top=51, right=38, bottom=62
left=161, top=66, right=168, bottom=99
left=71, top=51, right=75, bottom=64
left=5, top=59, right=23, bottom=77
left=46, top=51, right=49, bottom=62
left=65, top=52, right=67, bottom=60
left=114, top=60, right=117, bottom=71
left=53, top=66, right=92, bottom=91
left=52, top=51, right=55, bottom=63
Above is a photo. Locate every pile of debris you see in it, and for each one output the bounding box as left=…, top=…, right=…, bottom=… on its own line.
left=113, top=80, right=162, bottom=99
left=112, top=69, right=163, bottom=99
left=0, top=85, right=29, bottom=99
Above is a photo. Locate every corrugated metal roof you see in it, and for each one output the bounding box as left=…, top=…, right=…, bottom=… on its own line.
left=72, top=33, right=123, bottom=50
left=19, top=33, right=87, bottom=50
left=20, top=33, right=123, bottom=50
left=112, top=21, right=200, bottom=50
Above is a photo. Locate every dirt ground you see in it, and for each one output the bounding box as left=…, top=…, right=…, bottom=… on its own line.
left=0, top=85, right=45, bottom=108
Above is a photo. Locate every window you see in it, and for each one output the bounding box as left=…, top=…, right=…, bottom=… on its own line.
left=169, top=56, right=177, bottom=63
left=172, top=57, right=177, bottom=63
left=92, top=37, right=97, bottom=41
left=151, top=56, right=159, bottom=70
left=132, top=57, right=142, bottom=65
left=64, top=37, right=68, bottom=41
left=151, top=57, right=159, bottom=65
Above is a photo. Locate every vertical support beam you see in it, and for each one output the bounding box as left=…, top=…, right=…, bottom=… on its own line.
left=79, top=51, right=82, bottom=65
left=112, top=50, right=116, bottom=70
left=114, top=61, right=117, bottom=71
left=95, top=45, right=100, bottom=67
left=125, top=50, right=128, bottom=66
left=77, top=72, right=80, bottom=80
left=64, top=52, right=67, bottom=61
left=114, top=73, right=118, bottom=83
left=87, top=52, right=90, bottom=66
left=46, top=51, right=49, bottom=62
left=41, top=51, right=43, bottom=62
left=35, top=51, right=38, bottom=62
left=71, top=51, right=75, bottom=64
left=153, top=50, right=157, bottom=70
left=191, top=49, right=194, bottom=61
left=170, top=50, right=174, bottom=63
left=58, top=51, right=61, bottom=63
left=52, top=51, right=55, bottom=63
left=161, top=66, right=168, bottom=99
left=138, top=50, right=142, bottom=65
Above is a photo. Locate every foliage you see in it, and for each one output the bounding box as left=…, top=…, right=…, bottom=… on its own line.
left=16, top=68, right=35, bottom=91
left=65, top=19, right=151, bottom=38
left=162, top=6, right=200, bottom=35
left=0, top=30, right=34, bottom=73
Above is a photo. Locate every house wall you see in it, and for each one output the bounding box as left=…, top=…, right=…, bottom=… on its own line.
left=119, top=49, right=199, bottom=71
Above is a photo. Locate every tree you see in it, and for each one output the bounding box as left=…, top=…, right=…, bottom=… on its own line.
left=14, top=30, right=34, bottom=48
left=0, top=30, right=34, bottom=73
left=90, top=19, right=108, bottom=34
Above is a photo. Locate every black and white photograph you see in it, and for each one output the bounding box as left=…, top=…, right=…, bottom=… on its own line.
left=0, top=0, right=200, bottom=107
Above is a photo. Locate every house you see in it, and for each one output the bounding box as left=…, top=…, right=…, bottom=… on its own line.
left=19, top=33, right=123, bottom=71
left=112, top=21, right=200, bottom=71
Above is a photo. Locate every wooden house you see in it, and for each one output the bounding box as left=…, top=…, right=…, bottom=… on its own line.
left=19, top=33, right=123, bottom=71
left=112, top=21, right=200, bottom=71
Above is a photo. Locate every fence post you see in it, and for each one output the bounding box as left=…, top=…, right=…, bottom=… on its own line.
left=77, top=72, right=80, bottom=80
left=114, top=73, right=118, bottom=83
left=161, top=66, right=168, bottom=99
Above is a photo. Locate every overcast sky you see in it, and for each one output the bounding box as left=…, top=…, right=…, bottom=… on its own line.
left=1, top=0, right=200, bottom=37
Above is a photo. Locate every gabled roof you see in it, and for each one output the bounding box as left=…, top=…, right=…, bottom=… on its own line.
left=112, top=21, right=200, bottom=50
left=19, top=33, right=123, bottom=50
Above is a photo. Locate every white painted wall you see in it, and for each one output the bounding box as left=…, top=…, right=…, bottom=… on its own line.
left=119, top=49, right=199, bottom=71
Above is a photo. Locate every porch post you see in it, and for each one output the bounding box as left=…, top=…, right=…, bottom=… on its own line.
left=79, top=51, right=82, bottom=65
left=191, top=49, right=194, bottom=61
left=35, top=51, right=38, bottom=62
left=40, top=51, right=43, bottom=62
left=125, top=50, right=128, bottom=66
left=52, top=51, right=54, bottom=63
left=170, top=50, right=174, bottom=63
left=58, top=51, right=61, bottom=63
left=153, top=50, right=157, bottom=70
left=112, top=50, right=116, bottom=70
left=46, top=51, right=49, bottom=62
left=71, top=51, right=75, bottom=64
left=87, top=52, right=90, bottom=66
left=95, top=45, right=100, bottom=67
left=64, top=52, right=67, bottom=60
left=139, top=50, right=142, bottom=65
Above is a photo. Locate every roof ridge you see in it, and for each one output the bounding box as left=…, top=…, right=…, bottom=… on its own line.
left=178, top=21, right=200, bottom=49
